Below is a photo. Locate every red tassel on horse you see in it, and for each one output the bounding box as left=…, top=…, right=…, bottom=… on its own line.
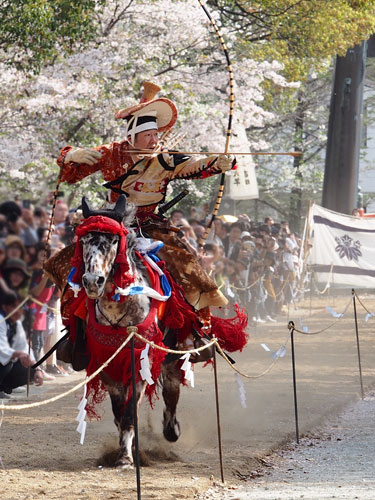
left=211, top=304, right=249, bottom=353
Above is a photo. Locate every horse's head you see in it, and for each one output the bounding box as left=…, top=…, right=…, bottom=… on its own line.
left=77, top=195, right=133, bottom=299
left=81, top=231, right=120, bottom=298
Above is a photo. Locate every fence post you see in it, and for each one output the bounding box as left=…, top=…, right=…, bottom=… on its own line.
left=130, top=337, right=142, bottom=500
left=288, top=321, right=299, bottom=443
left=352, top=289, right=364, bottom=399
left=213, top=346, right=225, bottom=483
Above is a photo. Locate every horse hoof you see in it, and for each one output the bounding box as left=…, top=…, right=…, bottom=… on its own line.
left=115, top=458, right=134, bottom=470
left=163, top=419, right=181, bottom=442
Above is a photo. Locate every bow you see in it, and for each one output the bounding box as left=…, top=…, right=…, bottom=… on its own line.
left=197, top=0, right=234, bottom=246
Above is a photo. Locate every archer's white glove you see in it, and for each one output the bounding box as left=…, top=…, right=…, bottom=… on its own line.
left=65, top=148, right=102, bottom=166
left=217, top=154, right=235, bottom=172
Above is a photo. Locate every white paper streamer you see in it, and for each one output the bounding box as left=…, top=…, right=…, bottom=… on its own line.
left=365, top=312, right=374, bottom=322
left=115, top=284, right=170, bottom=302
left=139, top=344, right=154, bottom=385
left=180, top=353, right=194, bottom=388
left=234, top=373, right=247, bottom=409
left=271, top=345, right=287, bottom=360
left=76, top=383, right=87, bottom=445
left=326, top=306, right=343, bottom=318
left=299, top=318, right=309, bottom=333
left=261, top=343, right=271, bottom=352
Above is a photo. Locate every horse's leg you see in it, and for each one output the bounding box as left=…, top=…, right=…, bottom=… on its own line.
left=102, top=374, right=146, bottom=469
left=161, top=359, right=181, bottom=442
left=116, top=381, right=147, bottom=469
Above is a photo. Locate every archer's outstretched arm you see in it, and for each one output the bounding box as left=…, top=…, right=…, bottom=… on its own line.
left=169, top=154, right=236, bottom=181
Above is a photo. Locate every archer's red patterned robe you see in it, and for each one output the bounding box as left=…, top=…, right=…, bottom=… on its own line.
left=57, top=140, right=231, bottom=309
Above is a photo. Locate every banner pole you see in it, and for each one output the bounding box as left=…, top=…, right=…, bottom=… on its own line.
left=352, top=289, right=364, bottom=399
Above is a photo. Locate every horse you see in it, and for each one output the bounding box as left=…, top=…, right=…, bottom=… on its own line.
left=68, top=195, right=184, bottom=469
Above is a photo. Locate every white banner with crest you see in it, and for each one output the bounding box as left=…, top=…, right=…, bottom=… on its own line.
left=308, top=204, right=375, bottom=288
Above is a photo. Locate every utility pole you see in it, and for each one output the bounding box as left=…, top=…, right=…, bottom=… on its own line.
left=322, top=42, right=366, bottom=214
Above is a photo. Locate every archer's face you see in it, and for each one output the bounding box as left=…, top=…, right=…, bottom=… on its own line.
left=133, top=130, right=159, bottom=150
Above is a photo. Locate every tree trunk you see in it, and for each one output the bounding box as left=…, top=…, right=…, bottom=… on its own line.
left=289, top=93, right=304, bottom=234
left=322, top=42, right=366, bottom=214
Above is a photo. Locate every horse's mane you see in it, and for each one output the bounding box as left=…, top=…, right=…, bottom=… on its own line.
left=121, top=201, right=136, bottom=228
left=122, top=204, right=147, bottom=275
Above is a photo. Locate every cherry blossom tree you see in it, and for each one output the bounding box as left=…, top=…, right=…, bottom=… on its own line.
left=0, top=0, right=296, bottom=209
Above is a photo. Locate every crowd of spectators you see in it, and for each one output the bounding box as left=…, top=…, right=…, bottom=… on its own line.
left=0, top=196, right=73, bottom=399
left=169, top=207, right=304, bottom=323
left=0, top=194, right=304, bottom=398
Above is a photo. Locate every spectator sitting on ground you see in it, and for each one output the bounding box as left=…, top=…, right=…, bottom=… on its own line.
left=0, top=293, right=44, bottom=398
left=0, top=241, right=13, bottom=303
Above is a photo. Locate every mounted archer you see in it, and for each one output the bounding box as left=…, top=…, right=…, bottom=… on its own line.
left=56, top=81, right=235, bottom=312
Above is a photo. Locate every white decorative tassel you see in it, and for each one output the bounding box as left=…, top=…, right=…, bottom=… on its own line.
left=69, top=282, right=82, bottom=298
left=235, top=373, right=247, bottom=408
left=180, top=353, right=194, bottom=388
left=139, top=344, right=154, bottom=385
left=76, top=383, right=87, bottom=445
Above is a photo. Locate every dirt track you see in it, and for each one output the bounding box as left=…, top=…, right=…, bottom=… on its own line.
left=1, top=293, right=375, bottom=499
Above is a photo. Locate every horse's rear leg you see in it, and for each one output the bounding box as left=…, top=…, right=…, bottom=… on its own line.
left=161, top=360, right=181, bottom=442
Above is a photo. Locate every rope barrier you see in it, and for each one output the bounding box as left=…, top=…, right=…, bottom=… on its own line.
left=29, top=296, right=59, bottom=314
left=215, top=337, right=290, bottom=379
left=0, top=328, right=137, bottom=411
left=311, top=264, right=334, bottom=295
left=0, top=295, right=60, bottom=327
left=0, top=321, right=291, bottom=411
left=134, top=331, right=288, bottom=380
left=134, top=333, right=217, bottom=355
left=0, top=296, right=29, bottom=324
left=289, top=296, right=352, bottom=335
left=353, top=290, right=374, bottom=316
left=229, top=277, right=260, bottom=292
